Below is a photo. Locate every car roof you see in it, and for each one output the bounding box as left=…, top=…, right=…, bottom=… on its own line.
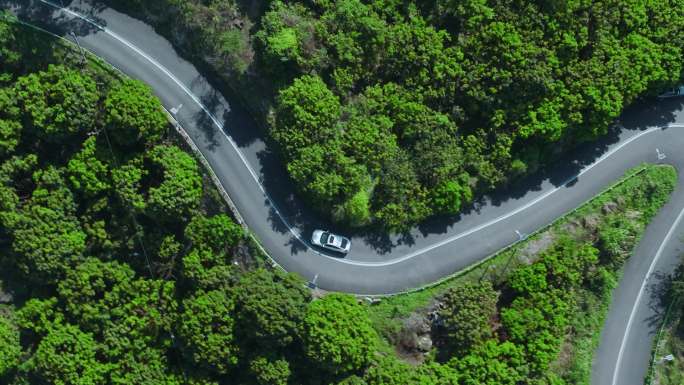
left=327, top=234, right=344, bottom=247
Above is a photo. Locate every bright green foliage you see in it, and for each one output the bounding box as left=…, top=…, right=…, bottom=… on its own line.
left=0, top=167, right=86, bottom=283
left=0, top=88, right=21, bottom=158
left=439, top=281, right=499, bottom=356
left=256, top=1, right=325, bottom=74
left=273, top=75, right=341, bottom=155
left=181, top=214, right=242, bottom=290
left=182, top=248, right=234, bottom=290
left=596, top=215, right=640, bottom=267
left=108, top=347, right=183, bottom=385
left=56, top=258, right=135, bottom=333
left=185, top=213, right=243, bottom=253
left=508, top=263, right=548, bottom=295
left=16, top=298, right=64, bottom=338
left=28, top=323, right=108, bottom=385
left=429, top=178, right=472, bottom=215
left=364, top=357, right=460, bottom=385
left=303, top=293, right=378, bottom=375
left=146, top=145, right=203, bottom=222
left=56, top=259, right=178, bottom=360
left=249, top=356, right=291, bottom=385
left=235, top=269, right=310, bottom=348
left=111, top=158, right=147, bottom=211
left=453, top=340, right=526, bottom=385
left=105, top=79, right=167, bottom=146
left=67, top=137, right=111, bottom=197
left=0, top=314, right=21, bottom=377
left=179, top=289, right=239, bottom=374
left=333, top=188, right=372, bottom=227
left=13, top=65, right=97, bottom=140
left=95, top=278, right=177, bottom=359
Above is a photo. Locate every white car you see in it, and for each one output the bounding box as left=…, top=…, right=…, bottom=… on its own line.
left=311, top=230, right=351, bottom=254
left=657, top=85, right=684, bottom=99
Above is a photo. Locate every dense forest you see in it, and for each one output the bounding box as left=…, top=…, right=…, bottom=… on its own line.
left=105, top=0, right=684, bottom=229
left=0, top=17, right=379, bottom=385
left=0, top=11, right=680, bottom=385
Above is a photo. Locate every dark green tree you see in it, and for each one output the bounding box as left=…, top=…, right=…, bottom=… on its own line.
left=145, top=145, right=203, bottom=223
left=235, top=269, right=310, bottom=348
left=179, top=289, right=239, bottom=374
left=0, top=314, right=21, bottom=377
left=303, top=293, right=378, bottom=375
left=438, top=281, right=499, bottom=356
left=28, top=323, right=109, bottom=385
left=105, top=79, right=167, bottom=147
left=13, top=65, right=98, bottom=141
left=1, top=167, right=86, bottom=283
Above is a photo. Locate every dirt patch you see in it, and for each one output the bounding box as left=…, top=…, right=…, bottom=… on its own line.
left=517, top=231, right=556, bottom=265
left=395, top=307, right=438, bottom=364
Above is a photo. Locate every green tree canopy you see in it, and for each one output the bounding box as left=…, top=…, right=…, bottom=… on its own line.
left=105, top=79, right=167, bottom=147
left=0, top=167, right=86, bottom=283
left=303, top=293, right=378, bottom=375
left=235, top=269, right=310, bottom=348
left=438, top=281, right=499, bottom=357
left=66, top=136, right=111, bottom=198
left=179, top=289, right=239, bottom=374
left=145, top=145, right=203, bottom=223
left=13, top=65, right=98, bottom=141
left=0, top=314, right=21, bottom=377
left=28, top=323, right=108, bottom=385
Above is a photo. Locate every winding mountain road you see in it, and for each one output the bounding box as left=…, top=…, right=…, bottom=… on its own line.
left=6, top=1, right=684, bottom=384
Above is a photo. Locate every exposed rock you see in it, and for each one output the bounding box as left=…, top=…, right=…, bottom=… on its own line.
left=581, top=214, right=600, bottom=230
left=625, top=210, right=641, bottom=220
left=0, top=284, right=12, bottom=304
left=602, top=201, right=619, bottom=215
left=517, top=231, right=556, bottom=264
left=397, top=313, right=433, bottom=359
left=416, top=335, right=433, bottom=352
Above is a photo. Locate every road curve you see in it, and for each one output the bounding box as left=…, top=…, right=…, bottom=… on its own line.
left=7, top=1, right=684, bottom=384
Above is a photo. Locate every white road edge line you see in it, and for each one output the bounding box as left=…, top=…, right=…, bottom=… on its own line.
left=37, top=0, right=323, bottom=254
left=611, top=204, right=684, bottom=385
left=36, top=0, right=684, bottom=269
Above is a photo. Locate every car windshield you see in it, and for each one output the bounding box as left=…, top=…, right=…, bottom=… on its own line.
left=340, top=239, right=348, bottom=248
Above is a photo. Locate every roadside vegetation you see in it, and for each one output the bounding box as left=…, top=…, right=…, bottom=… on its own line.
left=365, top=164, right=677, bottom=385
left=101, top=0, right=684, bottom=230
left=0, top=17, right=369, bottom=385
left=0, top=11, right=681, bottom=385
left=645, top=259, right=684, bottom=385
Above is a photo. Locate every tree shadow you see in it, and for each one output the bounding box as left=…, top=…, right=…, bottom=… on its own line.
left=645, top=270, right=677, bottom=330
left=5, top=0, right=107, bottom=39
left=16, top=0, right=684, bottom=257
left=415, top=98, right=682, bottom=240
left=191, top=88, right=224, bottom=150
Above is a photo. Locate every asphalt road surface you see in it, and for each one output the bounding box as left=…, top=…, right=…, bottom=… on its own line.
left=6, top=1, right=684, bottom=384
